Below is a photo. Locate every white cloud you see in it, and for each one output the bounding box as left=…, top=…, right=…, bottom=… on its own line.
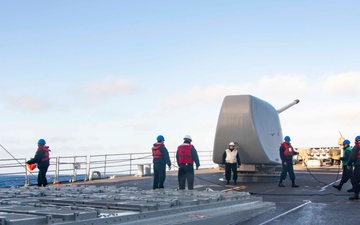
left=82, top=77, right=138, bottom=103
left=159, top=72, right=360, bottom=148
left=257, top=74, right=308, bottom=98
left=321, top=71, right=360, bottom=94
left=2, top=72, right=360, bottom=158
left=125, top=122, right=157, bottom=132
left=7, top=95, right=50, bottom=112
left=273, top=72, right=360, bottom=147
left=161, top=74, right=308, bottom=109
left=161, top=83, right=255, bottom=109
left=335, top=106, right=360, bottom=124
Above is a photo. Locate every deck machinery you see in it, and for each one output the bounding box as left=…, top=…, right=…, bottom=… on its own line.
left=213, top=95, right=300, bottom=173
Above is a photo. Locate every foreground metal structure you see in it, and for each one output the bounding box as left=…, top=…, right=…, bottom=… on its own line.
left=0, top=184, right=274, bottom=225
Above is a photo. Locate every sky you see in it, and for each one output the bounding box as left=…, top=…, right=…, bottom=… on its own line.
left=1, top=0, right=360, bottom=159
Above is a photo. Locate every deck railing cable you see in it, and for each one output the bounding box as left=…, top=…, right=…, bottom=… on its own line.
left=0, top=150, right=217, bottom=187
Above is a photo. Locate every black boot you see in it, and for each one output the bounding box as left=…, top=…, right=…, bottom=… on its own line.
left=234, top=180, right=237, bottom=185
left=278, top=181, right=285, bottom=187
left=349, top=192, right=359, bottom=200
left=291, top=180, right=299, bottom=187
left=332, top=183, right=343, bottom=191
left=226, top=180, right=230, bottom=185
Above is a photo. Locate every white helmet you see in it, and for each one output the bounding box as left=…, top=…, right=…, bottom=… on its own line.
left=229, top=142, right=235, bottom=146
left=184, top=135, right=192, bottom=140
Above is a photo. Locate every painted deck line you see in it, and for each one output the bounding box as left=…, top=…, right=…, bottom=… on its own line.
left=258, top=200, right=312, bottom=225
left=319, top=179, right=340, bottom=192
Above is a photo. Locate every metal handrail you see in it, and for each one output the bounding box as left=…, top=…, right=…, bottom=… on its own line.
left=0, top=150, right=217, bottom=188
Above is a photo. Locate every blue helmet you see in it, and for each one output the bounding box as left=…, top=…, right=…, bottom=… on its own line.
left=157, top=135, right=165, bottom=142
left=37, top=139, right=46, bottom=145
left=284, top=136, right=291, bottom=142
left=356, top=136, right=360, bottom=142
left=343, top=139, right=350, bottom=145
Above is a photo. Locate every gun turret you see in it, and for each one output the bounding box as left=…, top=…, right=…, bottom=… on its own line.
left=276, top=99, right=300, bottom=114
left=213, top=95, right=300, bottom=165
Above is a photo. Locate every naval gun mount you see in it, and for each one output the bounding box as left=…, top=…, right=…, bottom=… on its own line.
left=213, top=95, right=300, bottom=176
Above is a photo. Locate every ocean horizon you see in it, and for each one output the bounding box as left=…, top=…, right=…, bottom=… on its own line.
left=0, top=174, right=88, bottom=188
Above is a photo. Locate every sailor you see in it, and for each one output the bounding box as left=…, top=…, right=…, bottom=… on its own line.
left=176, top=135, right=200, bottom=190
left=278, top=136, right=299, bottom=187
left=151, top=135, right=171, bottom=190
left=222, top=142, right=241, bottom=185
left=26, top=139, right=51, bottom=187
left=333, top=139, right=353, bottom=191
left=347, top=135, right=360, bottom=200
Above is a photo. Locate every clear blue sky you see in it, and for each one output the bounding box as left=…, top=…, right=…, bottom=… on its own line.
left=1, top=1, right=360, bottom=158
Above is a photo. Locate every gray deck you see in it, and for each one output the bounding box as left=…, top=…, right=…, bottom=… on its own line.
left=0, top=165, right=359, bottom=225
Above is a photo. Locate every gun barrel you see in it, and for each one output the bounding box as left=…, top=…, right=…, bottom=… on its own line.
left=276, top=99, right=300, bottom=114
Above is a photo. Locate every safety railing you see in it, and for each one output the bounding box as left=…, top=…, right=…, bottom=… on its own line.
left=0, top=158, right=28, bottom=187
left=0, top=150, right=217, bottom=188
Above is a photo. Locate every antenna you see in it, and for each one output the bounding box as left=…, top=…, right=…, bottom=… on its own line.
left=338, top=131, right=344, bottom=139
left=338, top=131, right=345, bottom=146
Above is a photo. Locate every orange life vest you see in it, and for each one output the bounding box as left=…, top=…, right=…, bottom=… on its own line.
left=281, top=142, right=294, bottom=156
left=38, top=146, right=50, bottom=161
left=152, top=144, right=163, bottom=159
left=177, top=143, right=193, bottom=164
left=356, top=142, right=360, bottom=159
